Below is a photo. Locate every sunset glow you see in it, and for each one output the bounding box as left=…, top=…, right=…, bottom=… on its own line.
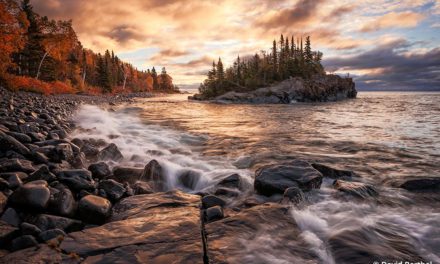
left=30, top=0, right=440, bottom=90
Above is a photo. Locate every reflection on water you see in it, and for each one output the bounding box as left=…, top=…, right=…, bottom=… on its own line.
left=135, top=92, right=440, bottom=182
left=72, top=92, right=440, bottom=263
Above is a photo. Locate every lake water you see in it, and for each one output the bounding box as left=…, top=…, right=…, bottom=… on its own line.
left=72, top=92, right=440, bottom=263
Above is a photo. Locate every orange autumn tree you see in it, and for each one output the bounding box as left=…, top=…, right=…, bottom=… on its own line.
left=0, top=0, right=28, bottom=83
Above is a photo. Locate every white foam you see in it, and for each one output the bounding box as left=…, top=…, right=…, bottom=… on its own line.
left=71, top=104, right=252, bottom=192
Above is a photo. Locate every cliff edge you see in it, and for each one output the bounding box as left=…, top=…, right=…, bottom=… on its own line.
left=190, top=75, right=357, bottom=104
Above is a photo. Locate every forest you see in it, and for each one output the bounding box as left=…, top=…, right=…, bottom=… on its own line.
left=199, top=35, right=325, bottom=98
left=0, top=0, right=177, bottom=94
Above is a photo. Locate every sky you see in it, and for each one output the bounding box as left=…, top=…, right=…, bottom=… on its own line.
left=31, top=0, right=440, bottom=91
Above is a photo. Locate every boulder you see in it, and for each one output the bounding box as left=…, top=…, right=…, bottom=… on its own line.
left=214, top=187, right=240, bottom=197
left=20, top=222, right=41, bottom=236
left=141, top=159, right=167, bottom=191
left=0, top=244, right=69, bottom=263
left=0, top=221, right=19, bottom=245
left=98, top=143, right=123, bottom=162
left=49, top=187, right=76, bottom=217
left=132, top=181, right=153, bottom=195
left=282, top=186, right=305, bottom=204
left=205, top=206, right=224, bottom=223
left=26, top=214, right=83, bottom=232
left=11, top=235, right=38, bottom=251
left=38, top=228, right=66, bottom=242
left=0, top=131, right=31, bottom=156
left=254, top=160, right=323, bottom=196
left=0, top=178, right=9, bottom=191
left=54, top=143, right=74, bottom=162
left=97, top=179, right=125, bottom=202
left=78, top=195, right=112, bottom=224
left=60, top=190, right=202, bottom=263
left=27, top=165, right=56, bottom=182
left=202, top=195, right=226, bottom=209
left=88, top=162, right=111, bottom=179
left=81, top=143, right=99, bottom=159
left=216, top=173, right=242, bottom=189
left=177, top=170, right=200, bottom=190
left=333, top=180, right=378, bottom=199
left=311, top=163, right=356, bottom=179
left=386, top=176, right=440, bottom=192
left=112, top=166, right=143, bottom=184
left=9, top=181, right=50, bottom=211
left=7, top=173, right=23, bottom=189
left=1, top=208, right=21, bottom=227
left=0, top=159, right=35, bottom=173
left=57, top=169, right=95, bottom=191
left=5, top=132, right=32, bottom=144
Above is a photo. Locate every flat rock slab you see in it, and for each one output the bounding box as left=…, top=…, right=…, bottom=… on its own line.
left=205, top=204, right=317, bottom=263
left=0, top=244, right=77, bottom=264
left=60, top=190, right=203, bottom=263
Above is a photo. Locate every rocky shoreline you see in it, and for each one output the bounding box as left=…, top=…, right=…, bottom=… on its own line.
left=189, top=74, right=357, bottom=103
left=1, top=87, right=439, bottom=263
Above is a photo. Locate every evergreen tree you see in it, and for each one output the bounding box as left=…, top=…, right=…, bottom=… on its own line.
left=216, top=57, right=224, bottom=81
left=151, top=66, right=159, bottom=90
left=97, top=54, right=111, bottom=93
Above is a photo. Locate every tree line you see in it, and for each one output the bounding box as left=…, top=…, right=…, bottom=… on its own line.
left=199, top=34, right=325, bottom=98
left=0, top=0, right=177, bottom=94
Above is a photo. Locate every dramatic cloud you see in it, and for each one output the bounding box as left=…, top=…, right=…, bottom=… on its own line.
left=360, top=11, right=425, bottom=32
left=324, top=39, right=440, bottom=90
left=30, top=0, right=440, bottom=90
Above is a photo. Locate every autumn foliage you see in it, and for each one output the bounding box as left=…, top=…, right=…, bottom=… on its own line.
left=0, top=0, right=177, bottom=94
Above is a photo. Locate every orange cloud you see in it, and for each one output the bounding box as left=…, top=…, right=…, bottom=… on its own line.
left=360, top=11, right=425, bottom=32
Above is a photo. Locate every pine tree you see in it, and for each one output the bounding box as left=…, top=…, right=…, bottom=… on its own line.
left=151, top=67, right=159, bottom=90
left=216, top=57, right=224, bottom=81
left=97, top=54, right=111, bottom=93
left=304, top=36, right=313, bottom=65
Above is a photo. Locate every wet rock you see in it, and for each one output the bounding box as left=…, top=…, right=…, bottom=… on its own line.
left=78, top=195, right=112, bottom=224
left=112, top=166, right=143, bottom=184
left=0, top=178, right=9, bottom=191
left=0, top=171, right=28, bottom=182
left=26, top=214, right=83, bottom=232
left=71, top=138, right=83, bottom=148
left=60, top=190, right=202, bottom=262
left=217, top=173, right=242, bottom=189
left=141, top=159, right=166, bottom=191
left=282, top=186, right=305, bottom=204
left=0, top=159, right=35, bottom=173
left=202, top=195, right=226, bottom=209
left=5, top=132, right=32, bottom=144
left=214, top=187, right=240, bottom=197
left=54, top=143, right=74, bottom=163
left=0, top=221, right=19, bottom=245
left=27, top=165, right=56, bottom=182
left=0, top=193, right=6, bottom=214
left=333, top=180, right=378, bottom=199
left=205, top=204, right=316, bottom=263
left=98, top=143, right=123, bottom=162
left=0, top=131, right=31, bottom=156
left=30, top=150, right=49, bottom=164
left=205, top=206, right=224, bottom=223
left=11, top=235, right=38, bottom=251
left=50, top=187, right=76, bottom=217
left=20, top=222, right=41, bottom=236
left=69, top=152, right=86, bottom=169
left=81, top=143, right=99, bottom=159
left=7, top=173, right=23, bottom=189
left=132, top=181, right=153, bottom=195
left=10, top=181, right=50, bottom=211
left=88, top=162, right=111, bottom=179
left=0, top=244, right=69, bottom=263
left=328, top=224, right=424, bottom=263
left=387, top=176, right=440, bottom=192
left=97, top=179, right=125, bottom=202
left=254, top=160, right=323, bottom=196
left=311, top=163, right=356, bottom=179
left=177, top=170, right=200, bottom=190
left=38, top=228, right=66, bottom=242
left=57, top=169, right=95, bottom=191
left=1, top=208, right=21, bottom=227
